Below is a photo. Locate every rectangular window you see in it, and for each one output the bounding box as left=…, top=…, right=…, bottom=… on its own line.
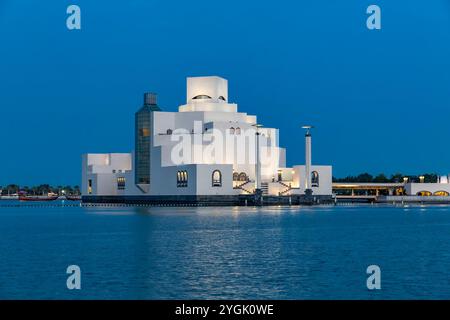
left=140, top=128, right=150, bottom=137
left=117, top=177, right=126, bottom=190
left=88, top=179, right=92, bottom=194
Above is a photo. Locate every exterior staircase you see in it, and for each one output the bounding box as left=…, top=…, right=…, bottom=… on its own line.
left=261, top=182, right=269, bottom=195
left=234, top=180, right=253, bottom=194
left=278, top=181, right=292, bottom=195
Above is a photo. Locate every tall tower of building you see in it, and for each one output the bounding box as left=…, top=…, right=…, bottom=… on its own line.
left=302, top=125, right=313, bottom=195
left=135, top=93, right=161, bottom=193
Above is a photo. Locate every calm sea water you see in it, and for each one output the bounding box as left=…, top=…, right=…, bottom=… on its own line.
left=0, top=201, right=450, bottom=300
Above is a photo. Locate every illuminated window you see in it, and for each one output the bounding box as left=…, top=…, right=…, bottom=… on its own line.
left=88, top=179, right=92, bottom=194
left=140, top=128, right=150, bottom=137
left=212, top=170, right=222, bottom=187
left=192, top=95, right=211, bottom=100
left=177, top=170, right=188, bottom=187
left=312, top=171, right=319, bottom=187
left=417, top=191, right=432, bottom=196
left=135, top=103, right=159, bottom=185
left=117, top=177, right=126, bottom=190
left=238, top=172, right=247, bottom=182
left=434, top=191, right=449, bottom=196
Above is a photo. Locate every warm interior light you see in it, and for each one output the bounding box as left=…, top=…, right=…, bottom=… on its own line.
left=140, top=128, right=150, bottom=137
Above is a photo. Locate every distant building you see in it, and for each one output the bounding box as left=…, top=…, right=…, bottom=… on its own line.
left=332, top=174, right=450, bottom=203
left=405, top=174, right=450, bottom=196
left=81, top=76, right=333, bottom=204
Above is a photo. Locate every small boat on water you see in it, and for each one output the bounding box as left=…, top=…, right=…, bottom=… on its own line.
left=19, top=194, right=59, bottom=201
left=65, top=195, right=82, bottom=201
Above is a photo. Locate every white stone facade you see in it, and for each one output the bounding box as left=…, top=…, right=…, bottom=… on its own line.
left=81, top=76, right=333, bottom=198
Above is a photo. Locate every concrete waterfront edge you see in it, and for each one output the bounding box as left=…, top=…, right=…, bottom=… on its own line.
left=81, top=195, right=335, bottom=206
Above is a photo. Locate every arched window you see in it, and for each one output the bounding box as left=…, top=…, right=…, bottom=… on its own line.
left=192, top=95, right=211, bottom=100
left=183, top=171, right=188, bottom=185
left=235, top=127, right=241, bottom=135
left=434, top=191, right=449, bottom=196
left=166, top=129, right=173, bottom=135
left=117, top=177, right=126, bottom=190
left=238, top=172, right=247, bottom=182
left=177, top=170, right=188, bottom=187
left=233, top=172, right=239, bottom=181
left=417, top=191, right=432, bottom=196
left=218, top=96, right=226, bottom=101
left=212, top=170, right=222, bottom=187
left=229, top=127, right=235, bottom=135
left=311, top=171, right=319, bottom=187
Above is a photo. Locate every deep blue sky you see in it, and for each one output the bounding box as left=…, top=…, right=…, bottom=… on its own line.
left=0, top=0, right=449, bottom=186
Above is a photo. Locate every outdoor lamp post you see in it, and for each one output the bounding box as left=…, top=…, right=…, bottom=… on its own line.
left=252, top=124, right=263, bottom=205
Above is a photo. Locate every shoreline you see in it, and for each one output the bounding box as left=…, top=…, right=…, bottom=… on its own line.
left=2, top=199, right=450, bottom=209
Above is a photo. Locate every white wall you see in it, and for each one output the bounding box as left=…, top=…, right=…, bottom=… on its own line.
left=149, top=163, right=236, bottom=196
left=81, top=153, right=132, bottom=196
left=292, top=165, right=333, bottom=195
left=195, top=164, right=233, bottom=195
left=150, top=164, right=198, bottom=195
left=406, top=183, right=450, bottom=196
left=186, top=76, right=228, bottom=102
left=153, top=111, right=284, bottom=178
left=84, top=173, right=117, bottom=196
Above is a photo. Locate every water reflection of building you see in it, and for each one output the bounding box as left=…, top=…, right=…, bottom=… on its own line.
left=81, top=76, right=333, bottom=204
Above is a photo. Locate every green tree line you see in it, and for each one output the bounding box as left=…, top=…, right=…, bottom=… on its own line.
left=0, top=184, right=80, bottom=196
left=333, top=173, right=438, bottom=183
